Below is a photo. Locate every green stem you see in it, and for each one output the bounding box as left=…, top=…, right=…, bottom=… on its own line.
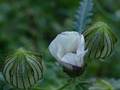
left=77, top=80, right=91, bottom=85
left=57, top=79, right=74, bottom=90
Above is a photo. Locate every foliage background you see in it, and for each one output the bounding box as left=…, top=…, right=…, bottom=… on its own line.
left=0, top=0, right=120, bottom=90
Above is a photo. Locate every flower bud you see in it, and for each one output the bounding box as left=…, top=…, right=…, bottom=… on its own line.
left=83, top=22, right=117, bottom=59
left=3, top=48, right=43, bottom=89
left=49, top=31, right=87, bottom=77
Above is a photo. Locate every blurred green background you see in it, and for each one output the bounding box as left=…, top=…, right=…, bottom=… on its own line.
left=0, top=0, right=120, bottom=90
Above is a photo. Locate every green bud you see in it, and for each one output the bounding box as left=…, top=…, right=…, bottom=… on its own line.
left=83, top=22, right=117, bottom=59
left=3, top=48, right=43, bottom=89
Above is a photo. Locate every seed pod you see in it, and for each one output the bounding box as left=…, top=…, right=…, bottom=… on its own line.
left=3, top=48, right=43, bottom=89
left=83, top=22, right=117, bottom=59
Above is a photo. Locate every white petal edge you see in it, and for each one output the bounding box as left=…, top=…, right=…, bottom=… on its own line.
left=49, top=31, right=80, bottom=61
left=61, top=53, right=84, bottom=67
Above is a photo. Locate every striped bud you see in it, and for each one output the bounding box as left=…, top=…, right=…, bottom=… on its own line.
left=83, top=22, right=117, bottom=59
left=3, top=48, right=43, bottom=89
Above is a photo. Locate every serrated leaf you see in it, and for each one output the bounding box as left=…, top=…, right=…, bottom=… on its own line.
left=74, top=0, right=93, bottom=33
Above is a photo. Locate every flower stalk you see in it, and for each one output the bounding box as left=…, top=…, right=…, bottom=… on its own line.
left=57, top=79, right=75, bottom=90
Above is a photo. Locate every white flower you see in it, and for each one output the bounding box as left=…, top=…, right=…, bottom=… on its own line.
left=49, top=31, right=87, bottom=69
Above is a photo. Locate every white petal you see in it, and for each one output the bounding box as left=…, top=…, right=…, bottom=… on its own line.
left=49, top=31, right=80, bottom=61
left=60, top=62, right=73, bottom=70
left=61, top=53, right=84, bottom=67
left=49, top=39, right=64, bottom=61
left=77, top=34, right=87, bottom=56
left=59, top=31, right=80, bottom=52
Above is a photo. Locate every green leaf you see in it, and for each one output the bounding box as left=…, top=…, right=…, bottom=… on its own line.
left=74, top=0, right=93, bottom=33
left=89, top=79, right=115, bottom=90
